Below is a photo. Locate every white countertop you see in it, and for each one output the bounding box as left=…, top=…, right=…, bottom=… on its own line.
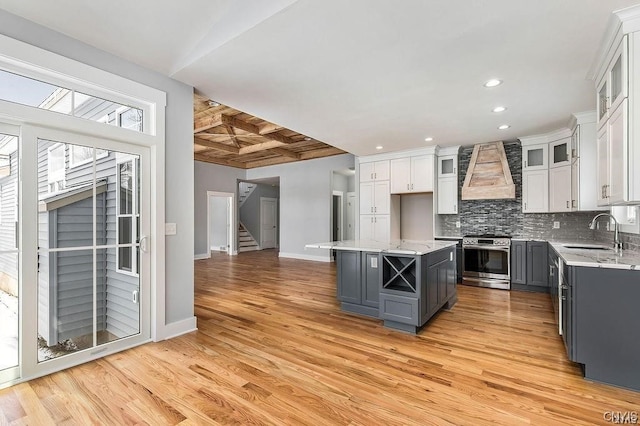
left=305, top=239, right=458, bottom=255
left=549, top=242, right=640, bottom=270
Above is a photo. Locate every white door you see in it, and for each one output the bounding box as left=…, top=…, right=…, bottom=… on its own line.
left=549, top=165, right=571, bottom=212
left=359, top=162, right=375, bottom=182
left=26, top=126, right=151, bottom=379
left=359, top=215, right=375, bottom=240
left=596, top=123, right=610, bottom=206
left=360, top=182, right=374, bottom=214
left=571, top=160, right=579, bottom=211
left=608, top=100, right=627, bottom=204
left=437, top=177, right=457, bottom=214
left=411, top=155, right=434, bottom=192
left=346, top=192, right=356, bottom=240
left=373, top=181, right=390, bottom=215
left=208, top=194, right=232, bottom=252
left=260, top=198, right=278, bottom=249
left=390, top=158, right=411, bottom=193
left=373, top=215, right=390, bottom=243
left=522, top=170, right=549, bottom=213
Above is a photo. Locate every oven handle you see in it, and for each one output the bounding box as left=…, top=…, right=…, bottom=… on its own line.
left=463, top=245, right=510, bottom=252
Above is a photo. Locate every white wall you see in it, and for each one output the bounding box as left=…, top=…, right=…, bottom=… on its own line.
left=194, top=161, right=245, bottom=256
left=247, top=154, right=355, bottom=261
left=400, top=193, right=434, bottom=240
left=0, top=10, right=194, bottom=325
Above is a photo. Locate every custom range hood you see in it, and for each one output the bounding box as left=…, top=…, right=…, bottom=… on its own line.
left=461, top=141, right=515, bottom=200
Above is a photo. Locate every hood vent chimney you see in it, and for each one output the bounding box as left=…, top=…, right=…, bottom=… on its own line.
left=461, top=141, right=515, bottom=200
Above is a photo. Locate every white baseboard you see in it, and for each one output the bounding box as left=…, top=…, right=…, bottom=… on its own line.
left=279, top=252, right=331, bottom=262
left=161, top=316, right=198, bottom=340
left=194, top=253, right=209, bottom=260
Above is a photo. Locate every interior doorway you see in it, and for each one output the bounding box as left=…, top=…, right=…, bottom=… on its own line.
left=207, top=191, right=235, bottom=256
left=346, top=191, right=356, bottom=240
left=332, top=191, right=344, bottom=241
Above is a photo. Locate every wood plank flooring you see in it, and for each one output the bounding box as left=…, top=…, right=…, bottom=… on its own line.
left=1, top=249, right=639, bottom=425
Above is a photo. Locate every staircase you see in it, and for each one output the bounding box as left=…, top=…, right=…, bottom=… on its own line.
left=238, top=222, right=259, bottom=252
left=239, top=182, right=257, bottom=207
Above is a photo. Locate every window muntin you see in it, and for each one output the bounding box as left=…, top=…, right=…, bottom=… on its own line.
left=116, top=157, right=140, bottom=275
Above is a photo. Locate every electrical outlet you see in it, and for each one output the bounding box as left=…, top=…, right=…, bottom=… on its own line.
left=165, top=223, right=177, bottom=235
left=553, top=221, right=560, bottom=229
left=455, top=221, right=461, bottom=228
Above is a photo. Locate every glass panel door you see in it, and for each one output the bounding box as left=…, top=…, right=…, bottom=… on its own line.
left=35, top=131, right=147, bottom=367
left=0, top=128, right=19, bottom=384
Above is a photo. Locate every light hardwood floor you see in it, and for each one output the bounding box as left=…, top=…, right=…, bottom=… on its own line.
left=1, top=250, right=638, bottom=425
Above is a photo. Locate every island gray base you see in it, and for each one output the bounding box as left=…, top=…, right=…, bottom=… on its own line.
left=340, top=302, right=378, bottom=318
left=383, top=320, right=421, bottom=334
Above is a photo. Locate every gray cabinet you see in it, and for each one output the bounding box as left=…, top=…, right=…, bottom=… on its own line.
left=511, top=241, right=549, bottom=291
left=565, top=266, right=640, bottom=391
left=526, top=241, right=549, bottom=287
left=336, top=251, right=379, bottom=317
left=379, top=247, right=456, bottom=333
left=511, top=241, right=527, bottom=285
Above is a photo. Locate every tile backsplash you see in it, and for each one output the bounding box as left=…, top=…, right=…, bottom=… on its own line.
left=436, top=141, right=639, bottom=247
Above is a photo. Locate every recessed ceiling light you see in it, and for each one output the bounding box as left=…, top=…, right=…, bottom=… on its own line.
left=484, top=79, right=502, bottom=88
left=208, top=100, right=220, bottom=107
left=498, top=124, right=510, bottom=130
left=424, top=137, right=434, bottom=142
left=303, top=136, right=312, bottom=141
left=492, top=106, right=507, bottom=113
left=376, top=145, right=383, bottom=150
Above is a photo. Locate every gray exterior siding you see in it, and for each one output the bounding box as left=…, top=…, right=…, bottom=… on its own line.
left=0, top=151, right=18, bottom=296
left=37, top=138, right=139, bottom=346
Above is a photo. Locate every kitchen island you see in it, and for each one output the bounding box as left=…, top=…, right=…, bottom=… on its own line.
left=305, top=240, right=458, bottom=333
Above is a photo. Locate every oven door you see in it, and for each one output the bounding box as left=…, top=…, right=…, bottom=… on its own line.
left=463, top=245, right=510, bottom=280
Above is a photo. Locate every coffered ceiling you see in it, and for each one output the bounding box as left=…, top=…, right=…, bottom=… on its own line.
left=3, top=0, right=639, bottom=158
left=193, top=94, right=345, bottom=168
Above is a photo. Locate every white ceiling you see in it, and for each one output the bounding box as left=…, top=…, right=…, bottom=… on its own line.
left=3, top=0, right=639, bottom=156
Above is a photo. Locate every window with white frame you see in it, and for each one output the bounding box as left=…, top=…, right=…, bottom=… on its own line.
left=116, top=155, right=140, bottom=274
left=69, top=145, right=108, bottom=168
left=47, top=143, right=66, bottom=193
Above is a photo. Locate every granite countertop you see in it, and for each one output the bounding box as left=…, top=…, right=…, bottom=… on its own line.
left=305, top=239, right=458, bottom=255
left=549, top=241, right=640, bottom=270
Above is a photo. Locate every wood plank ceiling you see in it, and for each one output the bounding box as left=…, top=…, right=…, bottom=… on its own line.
left=194, top=94, right=346, bottom=169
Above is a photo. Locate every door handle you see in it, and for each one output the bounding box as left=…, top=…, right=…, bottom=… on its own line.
left=140, top=235, right=149, bottom=253
left=566, top=200, right=569, bottom=209
left=407, top=183, right=409, bottom=190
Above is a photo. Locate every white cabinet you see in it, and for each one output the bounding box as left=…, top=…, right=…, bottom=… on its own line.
left=522, top=143, right=548, bottom=171
left=390, top=154, right=434, bottom=193
left=522, top=170, right=549, bottom=213
left=436, top=154, right=458, bottom=214
left=549, top=137, right=571, bottom=169
left=360, top=160, right=389, bottom=182
left=549, top=165, right=572, bottom=212
left=359, top=214, right=390, bottom=243
left=437, top=177, right=457, bottom=214
left=596, top=123, right=609, bottom=206
left=597, top=36, right=627, bottom=130
left=608, top=100, right=627, bottom=204
left=359, top=181, right=390, bottom=215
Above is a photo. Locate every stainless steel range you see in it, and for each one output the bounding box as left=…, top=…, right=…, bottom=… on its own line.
left=462, top=234, right=511, bottom=290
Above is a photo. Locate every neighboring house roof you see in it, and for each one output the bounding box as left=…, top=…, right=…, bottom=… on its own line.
left=38, top=179, right=107, bottom=212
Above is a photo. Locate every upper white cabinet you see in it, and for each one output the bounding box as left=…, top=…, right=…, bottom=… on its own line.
left=569, top=112, right=604, bottom=211
left=522, top=169, right=548, bottom=213
left=592, top=11, right=640, bottom=206
left=549, top=137, right=571, bottom=169
left=390, top=154, right=434, bottom=193
left=359, top=160, right=389, bottom=182
left=436, top=151, right=459, bottom=214
left=549, top=165, right=572, bottom=212
left=522, top=143, right=548, bottom=171
left=597, top=36, right=627, bottom=130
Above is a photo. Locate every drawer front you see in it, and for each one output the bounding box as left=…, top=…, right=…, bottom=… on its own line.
left=379, top=294, right=419, bottom=326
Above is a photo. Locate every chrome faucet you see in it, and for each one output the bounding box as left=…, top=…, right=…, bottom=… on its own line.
left=588, top=213, right=622, bottom=253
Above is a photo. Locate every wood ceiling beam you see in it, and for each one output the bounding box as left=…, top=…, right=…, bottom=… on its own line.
left=224, top=124, right=240, bottom=148
left=238, top=140, right=286, bottom=155
left=194, top=113, right=223, bottom=133
left=258, top=122, right=284, bottom=135
left=244, top=156, right=298, bottom=169
left=221, top=115, right=297, bottom=145
left=194, top=137, right=239, bottom=154
left=268, top=147, right=301, bottom=159
left=198, top=132, right=264, bottom=138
